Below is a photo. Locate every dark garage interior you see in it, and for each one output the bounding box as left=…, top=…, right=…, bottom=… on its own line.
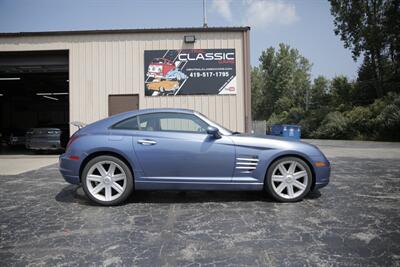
left=0, top=50, right=69, bottom=154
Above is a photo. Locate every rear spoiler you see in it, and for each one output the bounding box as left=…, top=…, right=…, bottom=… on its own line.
left=70, top=121, right=87, bottom=130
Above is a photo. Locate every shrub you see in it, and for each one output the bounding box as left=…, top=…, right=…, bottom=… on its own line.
left=376, top=93, right=400, bottom=140
left=345, top=106, right=375, bottom=139
left=312, top=111, right=350, bottom=139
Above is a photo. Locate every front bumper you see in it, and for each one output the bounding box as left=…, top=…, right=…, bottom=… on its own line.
left=59, top=153, right=81, bottom=184
left=310, top=156, right=330, bottom=190
left=314, top=166, right=330, bottom=190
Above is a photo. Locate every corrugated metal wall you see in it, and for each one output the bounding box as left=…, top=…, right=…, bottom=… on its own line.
left=0, top=31, right=246, bottom=134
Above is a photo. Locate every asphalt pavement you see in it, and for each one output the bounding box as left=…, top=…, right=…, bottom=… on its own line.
left=0, top=140, right=399, bottom=266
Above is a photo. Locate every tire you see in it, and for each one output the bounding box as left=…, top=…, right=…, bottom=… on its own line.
left=265, top=157, right=312, bottom=202
left=81, top=155, right=134, bottom=206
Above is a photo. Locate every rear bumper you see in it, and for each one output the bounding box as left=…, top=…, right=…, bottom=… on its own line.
left=27, top=140, right=61, bottom=150
left=59, top=153, right=80, bottom=184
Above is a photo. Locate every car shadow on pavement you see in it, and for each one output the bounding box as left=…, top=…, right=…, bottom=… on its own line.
left=55, top=184, right=321, bottom=206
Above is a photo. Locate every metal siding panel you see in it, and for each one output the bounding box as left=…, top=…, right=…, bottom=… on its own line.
left=194, top=96, right=202, bottom=113
left=92, top=40, right=99, bottom=120
left=126, top=39, right=133, bottom=95
left=201, top=95, right=209, bottom=117
left=223, top=95, right=230, bottom=130
left=118, top=37, right=125, bottom=94
left=160, top=95, right=167, bottom=108
left=180, top=96, right=188, bottom=109
left=187, top=96, right=195, bottom=110
left=105, top=37, right=113, bottom=117
left=99, top=40, right=106, bottom=119
left=215, top=95, right=223, bottom=126
left=112, top=40, right=118, bottom=95
left=82, top=41, right=94, bottom=122
left=208, top=96, right=216, bottom=121
left=133, top=38, right=139, bottom=95
left=79, top=40, right=87, bottom=123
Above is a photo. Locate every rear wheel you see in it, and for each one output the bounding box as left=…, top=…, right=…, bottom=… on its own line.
left=265, top=157, right=312, bottom=202
left=81, top=155, right=133, bottom=206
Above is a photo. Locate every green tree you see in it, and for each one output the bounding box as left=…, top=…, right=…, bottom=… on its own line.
left=252, top=43, right=312, bottom=121
left=251, top=66, right=263, bottom=119
left=310, top=76, right=331, bottom=109
left=300, top=76, right=332, bottom=137
left=330, top=76, right=353, bottom=109
left=329, top=0, right=400, bottom=98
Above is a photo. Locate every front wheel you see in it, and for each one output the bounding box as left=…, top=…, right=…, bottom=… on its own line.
left=81, top=155, right=134, bottom=206
left=265, top=157, right=312, bottom=202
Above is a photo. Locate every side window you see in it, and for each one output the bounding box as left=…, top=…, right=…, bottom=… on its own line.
left=112, top=116, right=139, bottom=130
left=159, top=115, right=207, bottom=133
left=138, top=113, right=208, bottom=133
left=138, top=113, right=159, bottom=131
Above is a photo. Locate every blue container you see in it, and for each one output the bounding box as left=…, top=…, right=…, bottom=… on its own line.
left=270, top=124, right=301, bottom=140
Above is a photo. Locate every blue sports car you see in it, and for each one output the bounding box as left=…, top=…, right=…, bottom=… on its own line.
left=165, top=69, right=188, bottom=81
left=59, top=109, right=330, bottom=205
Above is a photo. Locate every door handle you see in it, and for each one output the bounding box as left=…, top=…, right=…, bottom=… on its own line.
left=137, top=139, right=157, bottom=145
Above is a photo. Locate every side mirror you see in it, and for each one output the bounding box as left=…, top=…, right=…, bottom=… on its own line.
left=206, top=126, right=221, bottom=139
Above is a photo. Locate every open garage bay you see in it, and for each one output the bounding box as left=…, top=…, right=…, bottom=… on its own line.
left=0, top=140, right=399, bottom=266
left=0, top=50, right=69, bottom=155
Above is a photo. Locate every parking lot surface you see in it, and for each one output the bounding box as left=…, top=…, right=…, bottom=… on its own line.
left=1, top=140, right=399, bottom=266
left=0, top=154, right=59, bottom=175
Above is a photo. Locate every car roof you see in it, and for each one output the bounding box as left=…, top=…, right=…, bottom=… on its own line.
left=124, top=108, right=194, bottom=115
left=151, top=58, right=172, bottom=63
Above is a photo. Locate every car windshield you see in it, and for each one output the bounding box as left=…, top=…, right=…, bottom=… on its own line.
left=195, top=112, right=234, bottom=135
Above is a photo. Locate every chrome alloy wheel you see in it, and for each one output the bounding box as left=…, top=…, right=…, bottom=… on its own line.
left=86, top=161, right=127, bottom=202
left=271, top=160, right=309, bottom=200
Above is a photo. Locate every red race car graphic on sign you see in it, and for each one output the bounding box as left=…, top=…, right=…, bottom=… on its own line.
left=146, top=58, right=176, bottom=79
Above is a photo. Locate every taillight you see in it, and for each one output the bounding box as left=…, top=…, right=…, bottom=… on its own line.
left=66, top=135, right=80, bottom=150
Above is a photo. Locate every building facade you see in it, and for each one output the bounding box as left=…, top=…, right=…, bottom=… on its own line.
left=0, top=27, right=251, bottom=135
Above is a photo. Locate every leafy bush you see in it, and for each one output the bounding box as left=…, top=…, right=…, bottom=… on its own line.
left=345, top=106, right=375, bottom=139
left=311, top=93, right=400, bottom=140
left=376, top=93, right=400, bottom=140
left=312, top=112, right=350, bottom=139
left=266, top=112, right=289, bottom=126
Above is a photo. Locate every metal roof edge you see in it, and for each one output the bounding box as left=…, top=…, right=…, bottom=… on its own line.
left=0, top=27, right=251, bottom=37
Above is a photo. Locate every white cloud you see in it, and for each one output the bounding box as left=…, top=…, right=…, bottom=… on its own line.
left=211, top=0, right=233, bottom=21
left=211, top=0, right=298, bottom=28
left=243, top=0, right=299, bottom=28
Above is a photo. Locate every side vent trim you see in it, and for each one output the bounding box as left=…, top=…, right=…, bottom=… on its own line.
left=235, top=156, right=259, bottom=173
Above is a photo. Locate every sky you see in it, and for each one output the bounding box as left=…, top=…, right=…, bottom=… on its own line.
left=0, top=0, right=360, bottom=80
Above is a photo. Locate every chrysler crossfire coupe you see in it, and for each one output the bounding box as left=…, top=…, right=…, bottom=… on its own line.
left=59, top=109, right=330, bottom=205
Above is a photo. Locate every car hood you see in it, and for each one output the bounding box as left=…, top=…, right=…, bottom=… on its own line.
left=229, top=134, right=322, bottom=156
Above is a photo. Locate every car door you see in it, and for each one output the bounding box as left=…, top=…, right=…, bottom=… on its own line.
left=132, top=112, right=235, bottom=180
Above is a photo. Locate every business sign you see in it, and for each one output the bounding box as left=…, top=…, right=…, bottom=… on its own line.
left=144, top=49, right=236, bottom=96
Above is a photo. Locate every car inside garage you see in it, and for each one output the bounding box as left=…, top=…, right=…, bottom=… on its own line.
left=0, top=50, right=69, bottom=154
